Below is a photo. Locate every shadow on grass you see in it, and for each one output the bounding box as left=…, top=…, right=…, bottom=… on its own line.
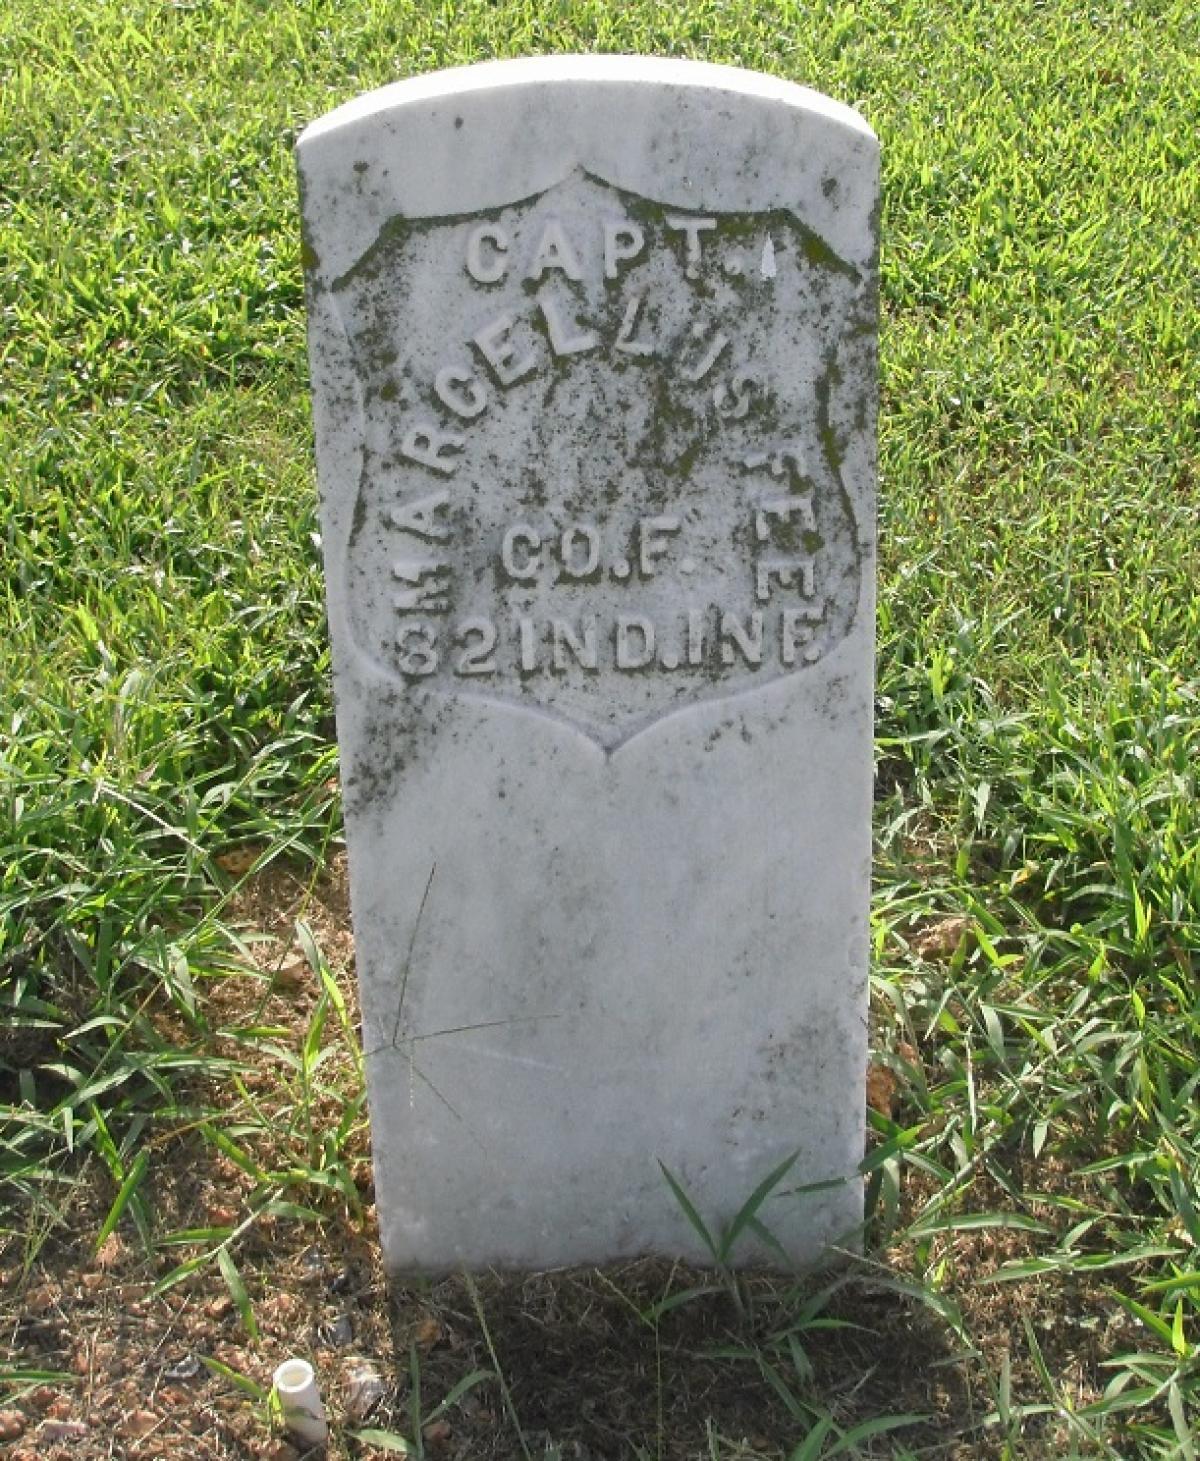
left=388, top=1261, right=977, bottom=1459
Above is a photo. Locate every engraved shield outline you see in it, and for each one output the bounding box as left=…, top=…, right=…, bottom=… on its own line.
left=325, top=163, right=872, bottom=753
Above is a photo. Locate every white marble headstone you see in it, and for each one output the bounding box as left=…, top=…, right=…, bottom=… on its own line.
left=297, top=56, right=878, bottom=1272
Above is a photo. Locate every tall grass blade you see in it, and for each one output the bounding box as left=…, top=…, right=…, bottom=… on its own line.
left=657, top=1160, right=720, bottom=1266
left=94, top=1146, right=149, bottom=1250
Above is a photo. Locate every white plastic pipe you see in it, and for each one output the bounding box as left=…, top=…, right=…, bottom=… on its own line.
left=273, top=1357, right=329, bottom=1445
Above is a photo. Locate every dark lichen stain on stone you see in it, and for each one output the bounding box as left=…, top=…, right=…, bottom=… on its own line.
left=349, top=488, right=369, bottom=542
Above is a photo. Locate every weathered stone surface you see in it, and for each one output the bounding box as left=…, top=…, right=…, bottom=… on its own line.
left=298, top=56, right=878, bottom=1272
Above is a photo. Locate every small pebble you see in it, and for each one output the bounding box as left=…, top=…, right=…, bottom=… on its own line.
left=94, top=1234, right=124, bottom=1269
left=0, top=1411, right=26, bottom=1441
left=344, top=1358, right=386, bottom=1422
left=39, top=1418, right=89, bottom=1443
left=320, top=1312, right=354, bottom=1347
left=163, top=1354, right=201, bottom=1382
left=24, top=1285, right=56, bottom=1313
left=123, top=1409, right=159, bottom=1438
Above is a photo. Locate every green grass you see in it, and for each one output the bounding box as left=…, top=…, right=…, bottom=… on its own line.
left=1, top=0, right=1198, bottom=1455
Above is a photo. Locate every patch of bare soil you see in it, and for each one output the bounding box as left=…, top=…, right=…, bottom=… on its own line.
left=1, top=1236, right=985, bottom=1459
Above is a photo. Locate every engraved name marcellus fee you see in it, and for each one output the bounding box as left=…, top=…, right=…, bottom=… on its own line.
left=328, top=168, right=871, bottom=746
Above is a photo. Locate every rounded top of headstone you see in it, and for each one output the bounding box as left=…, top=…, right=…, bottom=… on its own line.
left=297, top=55, right=877, bottom=151
left=296, top=56, right=879, bottom=282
